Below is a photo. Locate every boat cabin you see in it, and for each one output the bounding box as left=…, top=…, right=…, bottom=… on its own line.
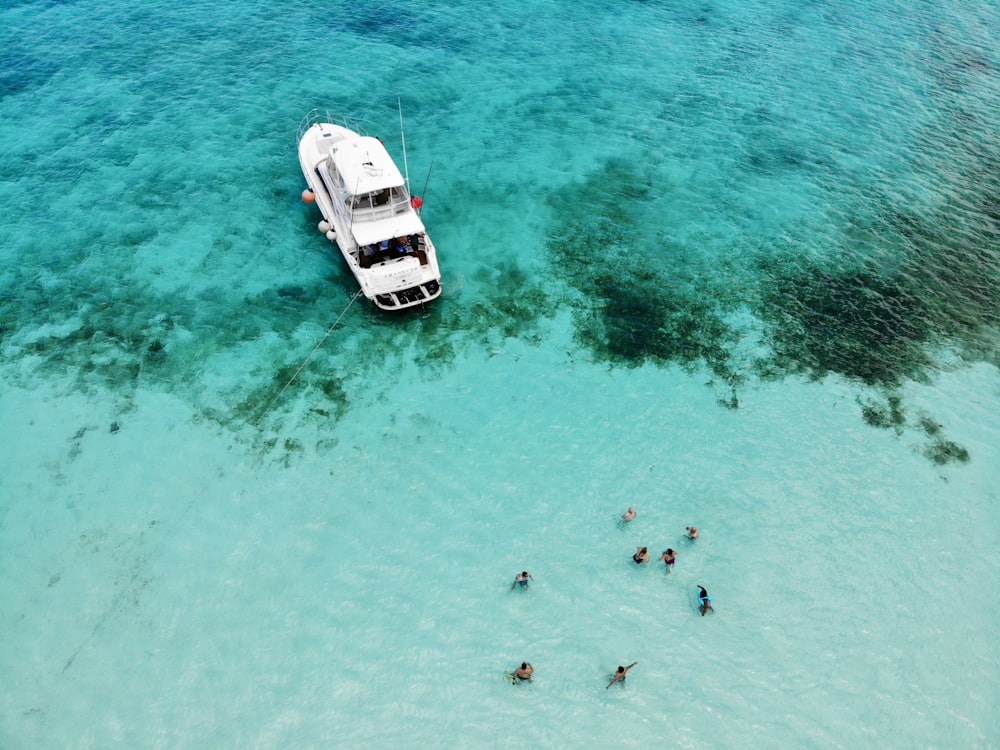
left=327, top=135, right=412, bottom=219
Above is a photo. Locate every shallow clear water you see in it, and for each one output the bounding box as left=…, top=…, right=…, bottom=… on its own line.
left=1, top=1, right=998, bottom=747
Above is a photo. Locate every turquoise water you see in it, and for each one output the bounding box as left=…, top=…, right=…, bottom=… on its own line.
left=2, top=1, right=998, bottom=747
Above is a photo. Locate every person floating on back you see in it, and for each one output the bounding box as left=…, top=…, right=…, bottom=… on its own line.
left=697, top=585, right=713, bottom=616
left=621, top=507, right=637, bottom=522
left=632, top=546, right=650, bottom=564
left=513, top=662, right=534, bottom=683
left=606, top=661, right=638, bottom=689
left=686, top=526, right=698, bottom=540
left=511, top=571, right=534, bottom=591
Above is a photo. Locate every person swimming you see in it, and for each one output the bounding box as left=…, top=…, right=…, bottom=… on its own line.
left=513, top=662, right=534, bottom=682
left=511, top=571, right=534, bottom=590
left=632, top=546, right=650, bottom=564
left=606, top=661, right=638, bottom=689
left=621, top=507, right=637, bottom=522
left=697, top=585, right=713, bottom=616
left=686, top=526, right=698, bottom=540
left=659, top=548, right=676, bottom=570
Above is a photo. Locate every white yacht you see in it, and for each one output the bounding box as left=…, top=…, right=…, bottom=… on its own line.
left=297, top=112, right=442, bottom=310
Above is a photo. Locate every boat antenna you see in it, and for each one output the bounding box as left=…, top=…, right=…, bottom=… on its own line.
left=420, top=160, right=434, bottom=206
left=398, top=96, right=411, bottom=192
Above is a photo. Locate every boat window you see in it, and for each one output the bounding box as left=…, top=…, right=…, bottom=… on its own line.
left=328, top=163, right=346, bottom=191
left=350, top=193, right=375, bottom=210
left=349, top=186, right=410, bottom=212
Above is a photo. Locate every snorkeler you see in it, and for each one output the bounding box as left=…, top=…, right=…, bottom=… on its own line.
left=697, top=585, right=713, bottom=616
left=513, top=662, right=534, bottom=682
left=606, top=661, right=638, bottom=689
left=511, top=571, right=534, bottom=590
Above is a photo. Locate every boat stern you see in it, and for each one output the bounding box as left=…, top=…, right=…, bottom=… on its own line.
left=366, top=258, right=441, bottom=309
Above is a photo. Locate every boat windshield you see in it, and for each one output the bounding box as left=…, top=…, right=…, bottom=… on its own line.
left=348, top=185, right=410, bottom=212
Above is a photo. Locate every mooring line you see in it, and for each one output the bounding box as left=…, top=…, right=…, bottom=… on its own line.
left=252, top=289, right=363, bottom=425
left=63, top=293, right=364, bottom=674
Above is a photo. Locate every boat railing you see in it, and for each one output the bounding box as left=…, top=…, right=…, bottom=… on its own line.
left=351, top=201, right=411, bottom=222
left=297, top=109, right=374, bottom=143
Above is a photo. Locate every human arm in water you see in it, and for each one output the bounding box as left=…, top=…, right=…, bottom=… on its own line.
left=606, top=661, right=638, bottom=688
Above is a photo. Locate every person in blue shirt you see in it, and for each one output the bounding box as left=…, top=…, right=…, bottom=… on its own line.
left=697, top=585, right=714, bottom=616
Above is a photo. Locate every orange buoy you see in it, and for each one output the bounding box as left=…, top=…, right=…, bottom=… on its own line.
left=302, top=189, right=316, bottom=203
left=410, top=195, right=423, bottom=209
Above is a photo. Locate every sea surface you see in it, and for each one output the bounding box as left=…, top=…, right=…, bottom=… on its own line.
left=1, top=1, right=998, bottom=747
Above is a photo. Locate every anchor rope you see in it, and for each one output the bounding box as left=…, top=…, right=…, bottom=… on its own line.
left=253, top=288, right=364, bottom=425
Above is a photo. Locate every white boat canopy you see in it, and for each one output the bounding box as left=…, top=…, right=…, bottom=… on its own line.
left=350, top=212, right=427, bottom=246
left=332, top=136, right=407, bottom=195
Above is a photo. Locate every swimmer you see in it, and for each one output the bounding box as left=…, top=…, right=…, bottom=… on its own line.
left=513, top=662, right=534, bottom=682
left=511, top=571, right=534, bottom=591
left=697, top=585, right=714, bottom=616
left=659, top=548, right=676, bottom=571
left=632, top=546, right=650, bottom=564
left=606, top=661, right=638, bottom=689
left=686, top=526, right=698, bottom=540
left=621, top=507, right=637, bottom=522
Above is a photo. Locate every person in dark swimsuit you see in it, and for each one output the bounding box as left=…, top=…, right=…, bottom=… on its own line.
left=606, top=662, right=638, bottom=689
left=511, top=571, right=534, bottom=590
left=513, top=662, right=533, bottom=682
left=659, top=548, right=676, bottom=571
left=632, top=547, right=650, bottom=564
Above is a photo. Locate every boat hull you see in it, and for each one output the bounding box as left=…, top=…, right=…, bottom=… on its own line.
left=297, top=118, right=442, bottom=311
